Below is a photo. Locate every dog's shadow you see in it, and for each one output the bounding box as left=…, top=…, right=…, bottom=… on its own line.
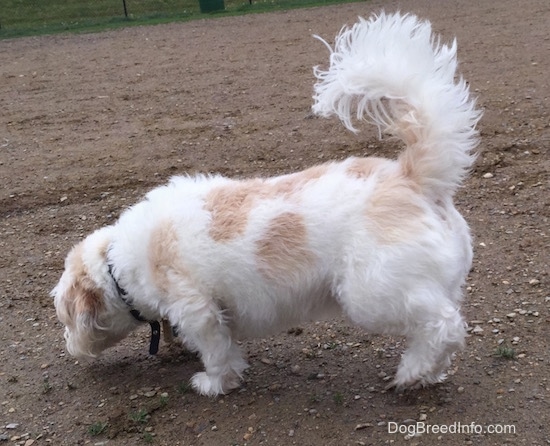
left=78, top=328, right=457, bottom=410
left=83, top=341, right=202, bottom=394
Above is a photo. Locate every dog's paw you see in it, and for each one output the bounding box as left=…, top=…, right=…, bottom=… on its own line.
left=386, top=372, right=448, bottom=391
left=384, top=378, right=423, bottom=392
left=191, top=372, right=225, bottom=397
left=190, top=371, right=243, bottom=397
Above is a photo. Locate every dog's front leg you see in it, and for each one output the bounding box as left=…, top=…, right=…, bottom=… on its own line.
left=171, top=299, right=248, bottom=396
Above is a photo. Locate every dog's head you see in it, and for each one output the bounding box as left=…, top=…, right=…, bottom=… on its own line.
left=51, top=227, right=136, bottom=359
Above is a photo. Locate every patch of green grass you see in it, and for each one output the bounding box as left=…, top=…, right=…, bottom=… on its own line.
left=495, top=344, right=516, bottom=359
left=42, top=378, right=53, bottom=394
left=129, top=408, right=149, bottom=423
left=143, top=431, right=154, bottom=443
left=309, top=393, right=321, bottom=404
left=0, top=0, right=366, bottom=39
left=88, top=421, right=108, bottom=436
left=333, top=392, right=344, bottom=405
left=177, top=381, right=192, bottom=394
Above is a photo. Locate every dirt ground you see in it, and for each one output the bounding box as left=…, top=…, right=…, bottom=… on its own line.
left=1, top=0, right=549, bottom=444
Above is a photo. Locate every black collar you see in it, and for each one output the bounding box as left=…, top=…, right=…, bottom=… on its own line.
left=107, top=263, right=161, bottom=355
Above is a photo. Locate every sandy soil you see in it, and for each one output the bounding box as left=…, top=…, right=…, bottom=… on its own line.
left=1, top=0, right=549, bottom=445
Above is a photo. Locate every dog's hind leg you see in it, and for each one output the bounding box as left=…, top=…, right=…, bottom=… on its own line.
left=338, top=272, right=466, bottom=389
left=170, top=298, right=249, bottom=396
left=390, top=304, right=466, bottom=389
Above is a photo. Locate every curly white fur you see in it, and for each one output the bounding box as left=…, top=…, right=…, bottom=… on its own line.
left=52, top=12, right=481, bottom=396
left=313, top=12, right=481, bottom=197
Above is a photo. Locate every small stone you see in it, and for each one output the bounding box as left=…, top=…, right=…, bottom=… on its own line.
left=472, top=325, right=484, bottom=335
left=60, top=196, right=68, bottom=202
left=129, top=394, right=138, bottom=400
left=288, top=429, right=295, bottom=437
left=5, top=423, right=19, bottom=429
left=419, top=413, right=428, bottom=421
left=529, top=279, right=540, bottom=286
left=290, top=365, right=301, bottom=374
left=482, top=172, right=494, bottom=179
left=211, top=425, right=218, bottom=431
left=506, top=313, right=516, bottom=319
left=260, top=358, right=272, bottom=365
left=144, top=391, right=156, bottom=397
left=355, top=423, right=372, bottom=430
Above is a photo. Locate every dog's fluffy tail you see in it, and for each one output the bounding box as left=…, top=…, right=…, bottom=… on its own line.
left=312, top=12, right=482, bottom=197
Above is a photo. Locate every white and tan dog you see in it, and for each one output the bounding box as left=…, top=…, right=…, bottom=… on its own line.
left=52, top=12, right=481, bottom=396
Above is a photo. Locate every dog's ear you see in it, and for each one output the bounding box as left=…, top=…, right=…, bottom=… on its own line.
left=53, top=275, right=104, bottom=327
left=73, top=276, right=104, bottom=321
left=53, top=244, right=105, bottom=327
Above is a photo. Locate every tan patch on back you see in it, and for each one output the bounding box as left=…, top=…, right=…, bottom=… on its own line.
left=148, top=219, right=187, bottom=293
left=204, top=180, right=264, bottom=242
left=367, top=176, right=425, bottom=244
left=346, top=157, right=387, bottom=179
left=205, top=164, right=329, bottom=243
left=270, top=164, right=329, bottom=197
left=256, top=212, right=314, bottom=282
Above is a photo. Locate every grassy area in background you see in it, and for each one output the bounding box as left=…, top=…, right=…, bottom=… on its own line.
left=1, top=0, right=365, bottom=39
